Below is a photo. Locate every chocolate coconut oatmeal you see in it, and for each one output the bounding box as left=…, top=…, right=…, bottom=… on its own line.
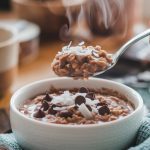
left=19, top=87, right=134, bottom=125
left=51, top=43, right=112, bottom=79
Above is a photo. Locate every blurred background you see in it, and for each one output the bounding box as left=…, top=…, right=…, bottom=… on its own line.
left=0, top=0, right=150, bottom=133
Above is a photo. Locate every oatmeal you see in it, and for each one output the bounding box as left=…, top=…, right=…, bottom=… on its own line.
left=51, top=43, right=112, bottom=79
left=19, top=87, right=134, bottom=125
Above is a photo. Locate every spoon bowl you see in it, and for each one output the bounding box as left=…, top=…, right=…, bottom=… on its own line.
left=93, top=56, right=116, bottom=76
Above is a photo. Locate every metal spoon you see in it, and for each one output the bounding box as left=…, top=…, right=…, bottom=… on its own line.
left=94, top=29, right=150, bottom=76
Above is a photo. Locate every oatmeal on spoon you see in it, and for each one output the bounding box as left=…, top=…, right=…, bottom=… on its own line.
left=51, top=42, right=112, bottom=79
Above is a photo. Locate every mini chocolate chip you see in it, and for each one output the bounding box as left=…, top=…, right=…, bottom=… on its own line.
left=48, top=105, right=57, bottom=115
left=41, top=100, right=49, bottom=111
left=82, top=57, right=88, bottom=63
left=86, top=105, right=92, bottom=111
left=86, top=92, right=95, bottom=100
left=33, top=109, right=45, bottom=118
left=75, top=95, right=86, bottom=105
left=60, top=61, right=67, bottom=68
left=98, top=105, right=110, bottom=115
left=43, top=93, right=52, bottom=102
left=59, top=111, right=73, bottom=118
left=74, top=105, right=78, bottom=110
left=101, top=102, right=108, bottom=106
left=79, top=87, right=89, bottom=93
left=96, top=102, right=107, bottom=107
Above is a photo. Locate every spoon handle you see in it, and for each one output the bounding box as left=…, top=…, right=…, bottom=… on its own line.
left=114, top=29, right=150, bottom=61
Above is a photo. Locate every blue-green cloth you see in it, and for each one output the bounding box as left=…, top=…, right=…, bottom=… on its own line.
left=0, top=114, right=150, bottom=150
left=128, top=114, right=150, bottom=150
left=0, top=133, right=22, bottom=150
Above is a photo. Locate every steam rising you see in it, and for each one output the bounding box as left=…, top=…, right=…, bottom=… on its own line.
left=60, top=0, right=127, bottom=41
left=60, top=3, right=92, bottom=41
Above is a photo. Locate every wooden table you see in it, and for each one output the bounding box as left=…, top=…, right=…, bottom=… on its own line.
left=13, top=41, right=60, bottom=91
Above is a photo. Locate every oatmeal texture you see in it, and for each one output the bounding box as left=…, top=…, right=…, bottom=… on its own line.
left=51, top=44, right=112, bottom=79
left=19, top=87, right=134, bottom=125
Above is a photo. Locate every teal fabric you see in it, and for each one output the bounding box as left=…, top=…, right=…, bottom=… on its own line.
left=0, top=133, right=22, bottom=150
left=128, top=114, right=150, bottom=150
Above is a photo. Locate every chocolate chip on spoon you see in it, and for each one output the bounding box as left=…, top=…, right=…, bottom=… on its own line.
left=59, top=111, right=73, bottom=118
left=98, top=105, right=110, bottom=115
left=86, top=92, right=95, bottom=100
left=79, top=87, right=89, bottom=93
left=48, top=104, right=57, bottom=115
left=43, top=93, right=52, bottom=102
left=41, top=100, right=49, bottom=111
left=60, top=61, right=68, bottom=68
left=81, top=57, right=88, bottom=63
left=33, top=109, right=45, bottom=118
left=75, top=95, right=86, bottom=105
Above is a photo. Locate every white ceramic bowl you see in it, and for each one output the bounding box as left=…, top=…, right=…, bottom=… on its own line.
left=10, top=78, right=144, bottom=150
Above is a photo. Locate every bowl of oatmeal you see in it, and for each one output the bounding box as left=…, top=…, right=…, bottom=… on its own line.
left=10, top=78, right=144, bottom=150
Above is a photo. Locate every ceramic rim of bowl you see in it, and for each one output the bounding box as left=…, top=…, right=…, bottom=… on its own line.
left=10, top=77, right=144, bottom=128
left=0, top=24, right=18, bottom=48
left=12, top=0, right=87, bottom=8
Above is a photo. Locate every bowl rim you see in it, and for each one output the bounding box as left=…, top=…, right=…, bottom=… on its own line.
left=12, top=0, right=87, bottom=8
left=10, top=77, right=143, bottom=128
left=0, top=24, right=18, bottom=48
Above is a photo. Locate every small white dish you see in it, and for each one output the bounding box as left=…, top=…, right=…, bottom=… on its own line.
left=0, top=24, right=19, bottom=72
left=10, top=77, right=144, bottom=150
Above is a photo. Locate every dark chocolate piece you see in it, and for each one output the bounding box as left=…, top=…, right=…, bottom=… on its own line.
left=98, top=105, right=110, bottom=115
left=33, top=109, right=45, bottom=118
left=82, top=57, right=89, bottom=63
left=59, top=111, right=73, bottom=118
left=43, top=93, right=52, bottom=102
left=48, top=104, right=57, bottom=115
left=86, top=92, right=95, bottom=100
left=79, top=87, right=89, bottom=93
left=74, top=105, right=78, bottom=110
left=41, top=100, right=49, bottom=111
left=97, top=102, right=107, bottom=107
left=60, top=61, right=68, bottom=68
left=75, top=95, right=86, bottom=105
